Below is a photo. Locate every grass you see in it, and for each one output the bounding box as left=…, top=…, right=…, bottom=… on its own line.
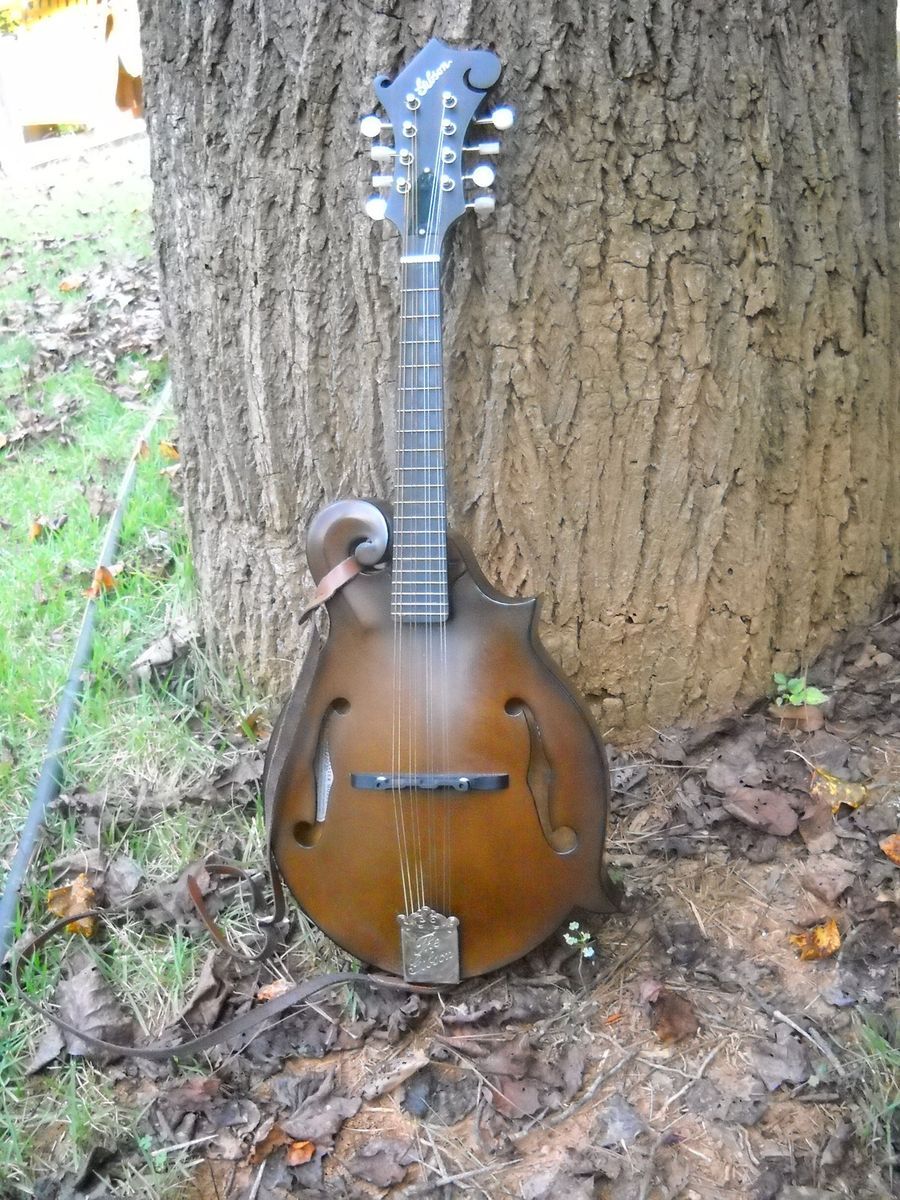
left=850, top=1013, right=900, bottom=1185
left=0, top=141, right=267, bottom=1196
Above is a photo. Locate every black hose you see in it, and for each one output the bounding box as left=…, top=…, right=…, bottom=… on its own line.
left=0, top=384, right=171, bottom=968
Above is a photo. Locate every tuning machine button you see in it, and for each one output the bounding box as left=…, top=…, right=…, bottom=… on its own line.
left=466, top=164, right=495, bottom=189
left=364, top=194, right=387, bottom=220
left=467, top=195, right=496, bottom=214
left=371, top=174, right=394, bottom=189
left=370, top=145, right=396, bottom=163
left=476, top=105, right=515, bottom=131
left=463, top=141, right=500, bottom=156
left=360, top=114, right=390, bottom=138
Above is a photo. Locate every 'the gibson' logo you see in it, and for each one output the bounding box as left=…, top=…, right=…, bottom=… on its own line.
left=414, top=60, right=452, bottom=97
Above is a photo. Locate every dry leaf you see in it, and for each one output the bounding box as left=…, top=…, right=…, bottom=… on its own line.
left=53, top=959, right=133, bottom=1058
left=809, top=768, right=867, bottom=814
left=159, top=463, right=182, bottom=479
left=723, top=786, right=800, bottom=837
left=256, top=978, right=293, bottom=1002
left=159, top=440, right=180, bottom=461
left=879, top=834, right=900, bottom=866
left=59, top=274, right=86, bottom=293
left=649, top=988, right=699, bottom=1044
left=248, top=1124, right=292, bottom=1165
left=240, top=709, right=270, bottom=738
left=138, top=439, right=150, bottom=459
left=29, top=513, right=68, bottom=540
left=47, top=873, right=96, bottom=937
left=789, top=918, right=841, bottom=961
left=285, top=1140, right=315, bottom=1167
left=84, top=565, right=117, bottom=598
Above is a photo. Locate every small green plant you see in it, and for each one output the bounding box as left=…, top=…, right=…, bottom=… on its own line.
left=772, top=672, right=828, bottom=707
left=563, top=920, right=595, bottom=959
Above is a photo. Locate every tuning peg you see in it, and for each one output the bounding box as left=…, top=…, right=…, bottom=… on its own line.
left=463, top=141, right=500, bottom=156
left=364, top=194, right=387, bottom=220
left=360, top=114, right=390, bottom=138
left=476, top=105, right=515, bottom=131
left=371, top=174, right=394, bottom=189
left=466, top=164, right=495, bottom=189
left=369, top=145, right=396, bottom=163
left=467, top=195, right=495, bottom=214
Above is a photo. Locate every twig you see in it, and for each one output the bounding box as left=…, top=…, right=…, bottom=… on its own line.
left=657, top=1039, right=726, bottom=1116
left=401, top=1160, right=521, bottom=1197
left=637, top=1133, right=667, bottom=1200
left=543, top=1047, right=641, bottom=1128
left=245, top=1161, right=266, bottom=1200
left=773, top=1009, right=846, bottom=1078
left=154, top=1133, right=218, bottom=1156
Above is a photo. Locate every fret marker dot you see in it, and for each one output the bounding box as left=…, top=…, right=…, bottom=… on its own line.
left=418, top=227, right=425, bottom=234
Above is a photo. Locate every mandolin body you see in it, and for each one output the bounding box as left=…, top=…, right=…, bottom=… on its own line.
left=265, top=501, right=619, bottom=981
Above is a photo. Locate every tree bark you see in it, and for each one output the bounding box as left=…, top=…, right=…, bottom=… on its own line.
left=138, top=0, right=899, bottom=742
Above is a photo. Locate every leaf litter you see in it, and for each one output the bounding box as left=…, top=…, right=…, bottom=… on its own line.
left=16, top=512, right=900, bottom=1191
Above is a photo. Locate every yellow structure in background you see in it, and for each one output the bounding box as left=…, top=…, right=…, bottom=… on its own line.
left=0, top=0, right=141, bottom=134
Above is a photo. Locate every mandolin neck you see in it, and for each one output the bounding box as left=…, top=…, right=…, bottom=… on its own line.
left=391, top=254, right=449, bottom=625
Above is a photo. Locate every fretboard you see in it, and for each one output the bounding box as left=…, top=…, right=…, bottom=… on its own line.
left=391, top=258, right=449, bottom=624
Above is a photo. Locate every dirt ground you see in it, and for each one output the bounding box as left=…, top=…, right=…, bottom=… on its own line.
left=32, top=594, right=898, bottom=1200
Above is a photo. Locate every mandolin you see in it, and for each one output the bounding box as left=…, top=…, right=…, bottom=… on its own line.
left=264, top=39, right=619, bottom=985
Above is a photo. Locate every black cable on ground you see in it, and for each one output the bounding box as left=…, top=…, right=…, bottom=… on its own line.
left=0, top=382, right=171, bottom=969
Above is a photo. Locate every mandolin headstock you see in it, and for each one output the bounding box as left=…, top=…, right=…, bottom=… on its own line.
left=360, top=38, right=513, bottom=255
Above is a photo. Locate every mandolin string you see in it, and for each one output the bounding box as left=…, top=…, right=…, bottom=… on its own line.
left=424, top=109, right=450, bottom=915
left=392, top=132, right=415, bottom=917
left=408, top=103, right=426, bottom=913
left=431, top=102, right=451, bottom=920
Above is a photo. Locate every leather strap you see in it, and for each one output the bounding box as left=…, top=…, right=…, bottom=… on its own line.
left=186, top=554, right=360, bottom=964
left=298, top=555, right=361, bottom=623
left=12, top=909, right=434, bottom=1060
left=187, top=860, right=287, bottom=965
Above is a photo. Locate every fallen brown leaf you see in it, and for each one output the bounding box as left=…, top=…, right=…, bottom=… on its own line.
left=256, top=978, right=293, bottom=1002
left=159, top=440, right=180, bottom=461
left=248, top=1123, right=291, bottom=1165
left=879, top=834, right=900, bottom=865
left=84, top=565, right=117, bottom=598
left=723, top=786, right=800, bottom=837
left=29, top=513, right=68, bottom=541
left=59, top=274, right=86, bottom=293
left=771, top=704, right=825, bottom=732
left=47, top=873, right=96, bottom=937
left=649, top=988, right=699, bottom=1044
left=285, top=1140, right=315, bottom=1167
left=789, top=918, right=841, bottom=961
left=53, top=958, right=133, bottom=1058
left=809, top=768, right=867, bottom=814
left=138, top=439, right=150, bottom=459
left=800, top=854, right=855, bottom=904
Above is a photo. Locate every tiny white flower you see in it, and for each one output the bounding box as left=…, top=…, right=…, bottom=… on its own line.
left=582, top=946, right=595, bottom=959
left=568, top=921, right=580, bottom=930
left=563, top=935, right=576, bottom=945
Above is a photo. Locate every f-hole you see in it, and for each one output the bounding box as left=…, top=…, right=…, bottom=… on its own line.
left=505, top=698, right=577, bottom=854
left=293, top=698, right=350, bottom=848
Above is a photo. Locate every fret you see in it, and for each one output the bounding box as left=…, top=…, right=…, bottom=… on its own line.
left=393, top=253, right=450, bottom=623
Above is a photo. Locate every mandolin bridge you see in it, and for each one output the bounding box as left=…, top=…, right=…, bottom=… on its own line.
left=351, top=772, right=508, bottom=792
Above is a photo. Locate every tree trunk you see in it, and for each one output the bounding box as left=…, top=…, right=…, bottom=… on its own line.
left=138, top=0, right=899, bottom=743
